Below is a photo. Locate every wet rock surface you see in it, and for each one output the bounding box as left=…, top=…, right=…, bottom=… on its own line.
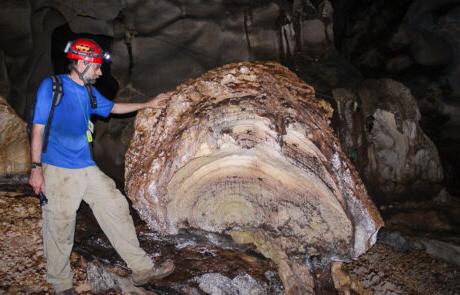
left=0, top=189, right=282, bottom=294
left=72, top=196, right=283, bottom=294
left=194, top=273, right=273, bottom=295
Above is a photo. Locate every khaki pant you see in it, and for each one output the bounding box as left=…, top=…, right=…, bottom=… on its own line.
left=42, top=164, right=154, bottom=292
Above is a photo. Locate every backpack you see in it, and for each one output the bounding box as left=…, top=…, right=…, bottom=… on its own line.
left=28, top=75, right=64, bottom=153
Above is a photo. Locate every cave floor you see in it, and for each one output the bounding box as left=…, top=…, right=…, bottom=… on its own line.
left=1, top=191, right=460, bottom=295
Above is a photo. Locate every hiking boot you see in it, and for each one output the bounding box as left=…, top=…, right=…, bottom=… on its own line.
left=132, top=259, right=175, bottom=286
left=55, top=288, right=77, bottom=295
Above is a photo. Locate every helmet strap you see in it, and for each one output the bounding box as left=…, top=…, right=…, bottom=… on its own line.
left=72, top=63, right=90, bottom=83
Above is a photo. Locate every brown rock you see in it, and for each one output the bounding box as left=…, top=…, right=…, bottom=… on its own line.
left=0, top=96, right=30, bottom=176
left=333, top=79, right=443, bottom=203
left=0, top=192, right=49, bottom=293
left=343, top=242, right=460, bottom=294
left=125, top=61, right=383, bottom=294
left=331, top=261, right=371, bottom=295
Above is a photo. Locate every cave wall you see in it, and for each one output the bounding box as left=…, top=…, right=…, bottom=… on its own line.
left=0, top=0, right=32, bottom=113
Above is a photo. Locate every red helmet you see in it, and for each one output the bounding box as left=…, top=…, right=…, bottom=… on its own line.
left=64, top=38, right=110, bottom=64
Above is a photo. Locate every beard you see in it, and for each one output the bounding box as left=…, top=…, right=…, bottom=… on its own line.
left=85, top=78, right=97, bottom=85
left=83, top=73, right=98, bottom=85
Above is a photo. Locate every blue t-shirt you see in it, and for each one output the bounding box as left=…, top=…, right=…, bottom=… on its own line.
left=33, top=74, right=114, bottom=168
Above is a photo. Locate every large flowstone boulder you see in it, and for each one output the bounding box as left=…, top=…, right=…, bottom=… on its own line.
left=125, top=62, right=383, bottom=294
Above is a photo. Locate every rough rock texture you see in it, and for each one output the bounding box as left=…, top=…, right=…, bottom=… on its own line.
left=333, top=79, right=443, bottom=203
left=125, top=61, right=383, bottom=293
left=343, top=241, right=460, bottom=295
left=0, top=95, right=30, bottom=176
left=74, top=200, right=284, bottom=294
left=86, top=261, right=156, bottom=294
left=0, top=193, right=48, bottom=293
left=331, top=261, right=371, bottom=295
left=194, top=273, right=270, bottom=295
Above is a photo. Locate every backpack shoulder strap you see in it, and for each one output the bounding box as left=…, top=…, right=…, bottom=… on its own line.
left=42, top=75, right=64, bottom=152
left=51, top=75, right=64, bottom=106
left=85, top=84, right=97, bottom=109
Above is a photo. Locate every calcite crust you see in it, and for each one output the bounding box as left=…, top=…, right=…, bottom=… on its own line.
left=125, top=62, right=383, bottom=260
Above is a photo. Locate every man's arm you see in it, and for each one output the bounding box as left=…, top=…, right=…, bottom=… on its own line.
left=111, top=93, right=169, bottom=114
left=28, top=124, right=45, bottom=194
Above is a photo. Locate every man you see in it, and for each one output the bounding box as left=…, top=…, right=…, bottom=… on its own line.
left=28, top=38, right=174, bottom=295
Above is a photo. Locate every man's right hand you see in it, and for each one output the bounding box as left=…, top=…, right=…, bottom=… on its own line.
left=29, top=168, right=45, bottom=194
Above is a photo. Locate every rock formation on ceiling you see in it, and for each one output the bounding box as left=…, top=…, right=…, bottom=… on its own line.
left=333, top=79, right=444, bottom=203
left=0, top=96, right=30, bottom=177
left=125, top=61, right=384, bottom=294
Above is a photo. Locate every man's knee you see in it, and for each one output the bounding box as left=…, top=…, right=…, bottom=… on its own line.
left=110, top=192, right=131, bottom=215
left=86, top=166, right=132, bottom=217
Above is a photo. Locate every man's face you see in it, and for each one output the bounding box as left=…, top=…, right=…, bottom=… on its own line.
left=77, top=60, right=102, bottom=84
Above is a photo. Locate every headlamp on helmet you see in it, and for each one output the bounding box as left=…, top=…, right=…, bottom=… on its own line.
left=64, top=39, right=111, bottom=64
